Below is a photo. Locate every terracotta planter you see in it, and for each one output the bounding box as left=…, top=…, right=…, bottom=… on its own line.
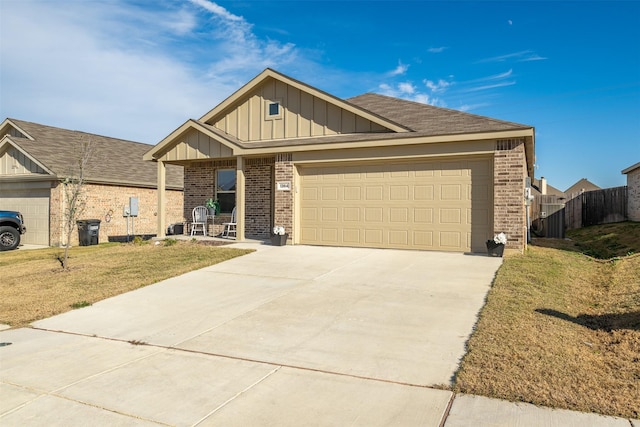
left=271, top=233, right=288, bottom=246
left=486, top=240, right=505, bottom=257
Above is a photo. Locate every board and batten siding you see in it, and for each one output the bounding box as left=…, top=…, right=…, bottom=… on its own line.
left=212, top=77, right=389, bottom=142
left=159, top=128, right=233, bottom=162
left=0, top=146, right=48, bottom=175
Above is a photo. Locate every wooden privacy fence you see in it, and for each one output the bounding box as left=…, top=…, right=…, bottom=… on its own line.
left=567, top=186, right=628, bottom=229
left=531, top=186, right=628, bottom=234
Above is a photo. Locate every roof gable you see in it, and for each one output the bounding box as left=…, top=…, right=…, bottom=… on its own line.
left=1, top=119, right=183, bottom=189
left=200, top=69, right=410, bottom=142
left=0, top=136, right=53, bottom=176
left=565, top=178, right=601, bottom=196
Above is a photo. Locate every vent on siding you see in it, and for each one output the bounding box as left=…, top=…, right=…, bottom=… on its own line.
left=496, top=139, right=523, bottom=150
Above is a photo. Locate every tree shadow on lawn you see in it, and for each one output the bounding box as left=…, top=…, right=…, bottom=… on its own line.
left=536, top=308, right=640, bottom=331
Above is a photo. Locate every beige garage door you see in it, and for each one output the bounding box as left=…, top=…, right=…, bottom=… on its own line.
left=299, top=158, right=492, bottom=252
left=0, top=189, right=50, bottom=245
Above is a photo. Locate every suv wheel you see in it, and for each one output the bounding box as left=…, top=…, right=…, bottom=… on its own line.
left=0, top=226, right=20, bottom=251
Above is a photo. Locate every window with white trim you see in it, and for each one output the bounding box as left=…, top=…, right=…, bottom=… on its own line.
left=216, top=169, right=236, bottom=213
left=265, top=99, right=282, bottom=120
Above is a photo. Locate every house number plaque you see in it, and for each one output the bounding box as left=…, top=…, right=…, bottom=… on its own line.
left=276, top=181, right=291, bottom=191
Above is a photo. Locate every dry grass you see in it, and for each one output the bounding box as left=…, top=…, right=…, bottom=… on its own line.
left=454, top=222, right=640, bottom=419
left=0, top=240, right=253, bottom=328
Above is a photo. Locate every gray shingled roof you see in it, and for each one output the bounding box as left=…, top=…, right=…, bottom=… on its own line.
left=7, top=119, right=183, bottom=189
left=347, top=93, right=531, bottom=135
left=194, top=92, right=533, bottom=151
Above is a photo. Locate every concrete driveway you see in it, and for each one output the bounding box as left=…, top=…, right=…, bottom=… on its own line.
left=5, top=243, right=621, bottom=426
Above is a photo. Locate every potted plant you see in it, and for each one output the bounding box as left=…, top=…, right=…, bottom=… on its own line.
left=486, top=232, right=507, bottom=257
left=271, top=226, right=288, bottom=246
left=205, top=198, right=220, bottom=216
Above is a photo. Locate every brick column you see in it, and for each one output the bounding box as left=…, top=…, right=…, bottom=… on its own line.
left=274, top=153, right=294, bottom=242
left=494, top=139, right=526, bottom=252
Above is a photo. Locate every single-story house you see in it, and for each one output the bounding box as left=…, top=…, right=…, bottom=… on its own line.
left=622, top=161, right=640, bottom=221
left=0, top=118, right=184, bottom=246
left=564, top=178, right=601, bottom=199
left=144, top=68, right=535, bottom=253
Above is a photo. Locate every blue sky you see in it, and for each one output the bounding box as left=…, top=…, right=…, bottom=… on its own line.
left=1, top=0, right=638, bottom=191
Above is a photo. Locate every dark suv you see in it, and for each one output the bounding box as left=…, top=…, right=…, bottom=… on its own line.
left=0, top=210, right=27, bottom=251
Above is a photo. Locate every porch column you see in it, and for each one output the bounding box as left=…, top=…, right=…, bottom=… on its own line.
left=236, top=156, right=245, bottom=241
left=157, top=160, right=166, bottom=238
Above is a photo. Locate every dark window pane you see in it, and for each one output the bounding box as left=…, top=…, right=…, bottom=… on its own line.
left=217, top=170, right=236, bottom=191
left=218, top=193, right=235, bottom=213
left=269, top=102, right=279, bottom=116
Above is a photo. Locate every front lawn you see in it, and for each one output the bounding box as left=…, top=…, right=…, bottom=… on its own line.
left=454, top=222, right=640, bottom=419
left=0, top=240, right=253, bottom=328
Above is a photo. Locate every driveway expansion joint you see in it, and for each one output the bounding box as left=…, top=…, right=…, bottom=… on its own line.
left=30, top=326, right=446, bottom=391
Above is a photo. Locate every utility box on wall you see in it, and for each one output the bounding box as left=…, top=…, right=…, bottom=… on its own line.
left=540, top=203, right=565, bottom=238
left=129, top=197, right=139, bottom=217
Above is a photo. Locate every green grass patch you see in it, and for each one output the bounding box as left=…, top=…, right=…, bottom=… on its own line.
left=454, top=222, right=640, bottom=419
left=0, top=241, right=253, bottom=327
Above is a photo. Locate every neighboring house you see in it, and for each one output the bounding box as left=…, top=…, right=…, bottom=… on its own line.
left=0, top=118, right=184, bottom=246
left=144, top=68, right=535, bottom=253
left=565, top=178, right=601, bottom=199
left=622, top=161, right=640, bottom=221
left=531, top=176, right=567, bottom=200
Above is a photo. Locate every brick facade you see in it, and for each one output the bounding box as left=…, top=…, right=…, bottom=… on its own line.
left=183, top=158, right=275, bottom=238
left=274, top=153, right=294, bottom=243
left=51, top=181, right=183, bottom=246
left=626, top=167, right=640, bottom=221
left=245, top=157, right=274, bottom=237
left=182, top=146, right=530, bottom=252
left=493, top=139, right=527, bottom=251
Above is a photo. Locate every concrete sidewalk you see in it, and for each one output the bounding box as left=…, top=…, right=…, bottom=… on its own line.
left=1, top=243, right=637, bottom=426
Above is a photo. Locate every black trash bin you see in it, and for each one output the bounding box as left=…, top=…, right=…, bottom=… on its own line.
left=77, top=219, right=101, bottom=246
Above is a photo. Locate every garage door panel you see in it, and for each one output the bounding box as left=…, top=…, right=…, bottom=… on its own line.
left=440, top=232, right=461, bottom=248
left=365, top=186, right=383, bottom=200
left=321, top=228, right=338, bottom=243
left=364, top=229, right=383, bottom=244
left=301, top=207, right=318, bottom=221
left=414, top=185, right=434, bottom=200
left=322, top=207, right=338, bottom=222
left=414, top=230, right=433, bottom=246
left=389, top=230, right=408, bottom=245
left=342, top=229, right=360, bottom=243
left=441, top=184, right=461, bottom=200
left=343, top=186, right=361, bottom=200
left=299, top=158, right=492, bottom=252
left=414, top=208, right=433, bottom=223
left=0, top=190, right=50, bottom=245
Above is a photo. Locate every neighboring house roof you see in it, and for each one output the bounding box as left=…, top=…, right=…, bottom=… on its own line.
left=565, top=178, right=601, bottom=196
left=622, top=161, right=640, bottom=174
left=531, top=178, right=567, bottom=199
left=145, top=68, right=535, bottom=177
left=0, top=118, right=183, bottom=189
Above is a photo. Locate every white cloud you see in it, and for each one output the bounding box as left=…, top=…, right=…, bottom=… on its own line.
left=0, top=0, right=300, bottom=143
left=424, top=79, right=451, bottom=93
left=398, top=82, right=416, bottom=94
left=388, top=62, right=409, bottom=76
left=188, top=0, right=244, bottom=22
left=377, top=83, right=444, bottom=107
left=459, top=103, right=490, bottom=112
left=464, top=81, right=516, bottom=92
left=477, top=50, right=547, bottom=63
left=428, top=47, right=447, bottom=53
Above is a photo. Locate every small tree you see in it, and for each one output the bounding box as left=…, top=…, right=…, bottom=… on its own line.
left=59, top=138, right=94, bottom=269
